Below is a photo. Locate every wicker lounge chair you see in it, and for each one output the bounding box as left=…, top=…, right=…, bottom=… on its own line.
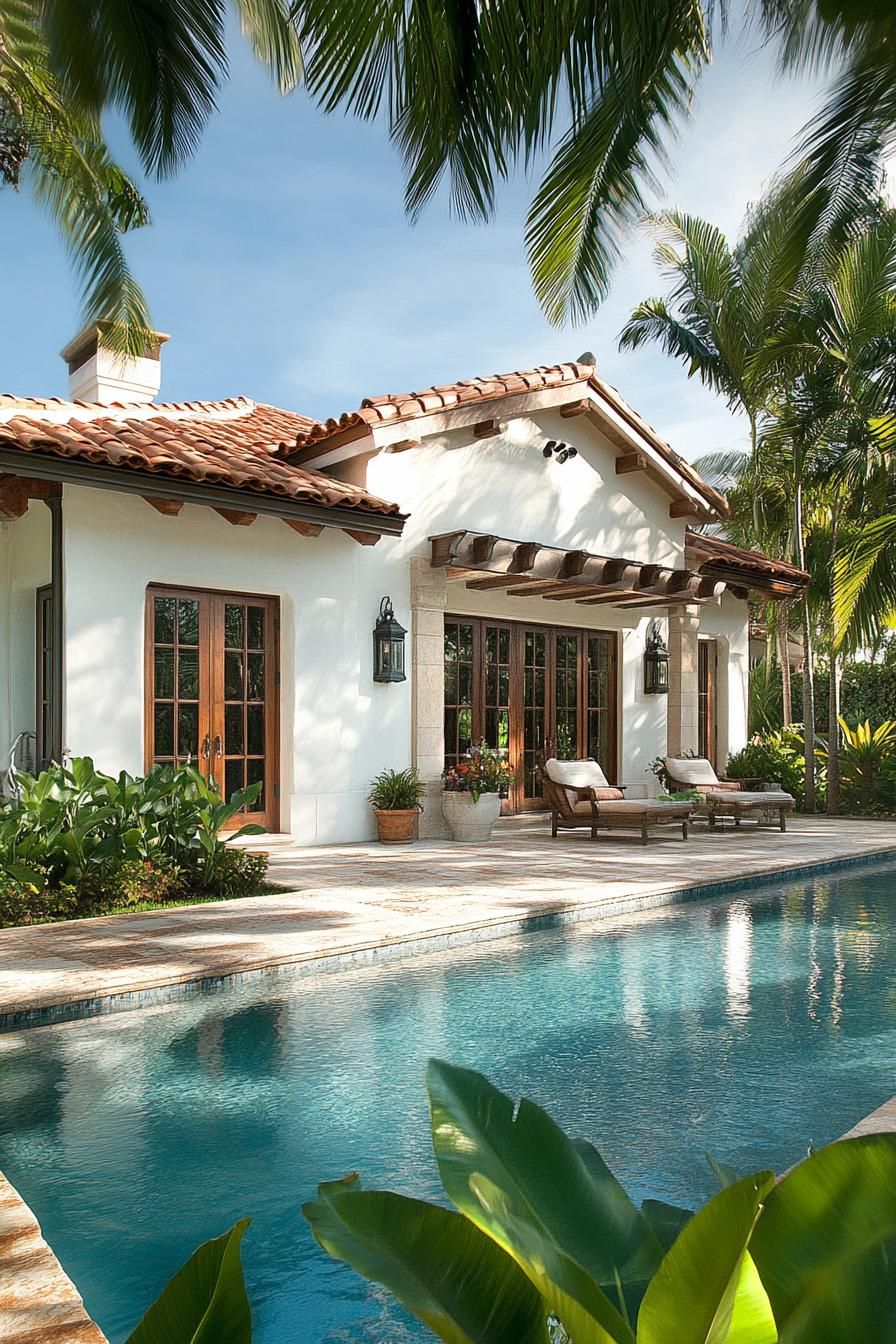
left=663, top=756, right=795, bottom=832
left=542, top=758, right=692, bottom=844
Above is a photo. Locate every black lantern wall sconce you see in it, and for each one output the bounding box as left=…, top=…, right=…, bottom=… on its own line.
left=543, top=439, right=578, bottom=465
left=373, top=597, right=407, bottom=683
left=644, top=622, right=670, bottom=695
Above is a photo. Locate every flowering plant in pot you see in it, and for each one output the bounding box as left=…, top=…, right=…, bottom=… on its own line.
left=368, top=768, right=425, bottom=844
left=441, top=742, right=515, bottom=842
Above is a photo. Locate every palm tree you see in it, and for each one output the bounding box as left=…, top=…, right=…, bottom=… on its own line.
left=1, top=1, right=152, bottom=351
left=288, top=0, right=888, bottom=324
left=757, top=207, right=896, bottom=812
left=2, top=0, right=302, bottom=350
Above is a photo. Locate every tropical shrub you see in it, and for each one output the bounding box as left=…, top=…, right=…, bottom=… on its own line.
left=368, top=767, right=425, bottom=811
left=819, top=719, right=896, bottom=815
left=647, top=753, right=698, bottom=792
left=0, top=758, right=267, bottom=926
left=725, top=729, right=811, bottom=809
left=130, top=1062, right=896, bottom=1343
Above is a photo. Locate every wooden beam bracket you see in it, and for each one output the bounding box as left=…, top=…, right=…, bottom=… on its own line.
left=145, top=496, right=183, bottom=516
left=616, top=452, right=648, bottom=475
left=215, top=508, right=257, bottom=526
left=472, top=419, right=502, bottom=439
left=284, top=519, right=324, bottom=538
left=344, top=528, right=381, bottom=546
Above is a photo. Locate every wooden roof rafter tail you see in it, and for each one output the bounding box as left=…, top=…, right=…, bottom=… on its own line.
left=284, top=361, right=730, bottom=521
left=431, top=530, right=735, bottom=609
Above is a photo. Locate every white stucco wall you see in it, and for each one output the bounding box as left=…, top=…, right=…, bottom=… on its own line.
left=368, top=409, right=687, bottom=565
left=365, top=409, right=720, bottom=796
left=0, top=504, right=51, bottom=767
left=60, top=484, right=411, bottom=843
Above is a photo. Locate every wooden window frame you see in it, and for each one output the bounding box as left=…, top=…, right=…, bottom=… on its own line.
left=444, top=614, right=620, bottom=812
left=698, top=636, right=718, bottom=767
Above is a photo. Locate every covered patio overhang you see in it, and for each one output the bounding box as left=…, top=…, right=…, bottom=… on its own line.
left=431, top=529, right=731, bottom=610
left=430, top=528, right=810, bottom=609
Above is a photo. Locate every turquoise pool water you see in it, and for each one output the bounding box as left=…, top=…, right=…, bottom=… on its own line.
left=0, top=860, right=894, bottom=1342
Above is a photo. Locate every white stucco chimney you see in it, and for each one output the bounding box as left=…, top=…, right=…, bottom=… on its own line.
left=61, top=325, right=170, bottom=404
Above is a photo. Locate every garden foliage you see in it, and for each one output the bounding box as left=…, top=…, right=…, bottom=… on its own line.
left=0, top=758, right=267, bottom=926
left=133, top=1062, right=896, bottom=1343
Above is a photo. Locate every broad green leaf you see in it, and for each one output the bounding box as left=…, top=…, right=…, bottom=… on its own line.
left=303, top=1176, right=551, bottom=1344
left=640, top=1200, right=693, bottom=1253
left=750, top=1134, right=896, bottom=1328
left=124, top=1219, right=251, bottom=1344
left=427, top=1060, right=664, bottom=1344
left=637, top=1172, right=777, bottom=1344
left=778, top=1233, right=896, bottom=1344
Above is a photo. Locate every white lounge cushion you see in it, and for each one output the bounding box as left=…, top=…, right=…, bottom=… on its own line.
left=704, top=790, right=794, bottom=805
left=545, top=757, right=610, bottom=809
left=572, top=798, right=690, bottom=817
left=664, top=756, right=720, bottom=786
left=545, top=757, right=610, bottom=789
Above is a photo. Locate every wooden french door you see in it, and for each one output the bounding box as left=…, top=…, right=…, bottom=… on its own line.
left=698, top=638, right=718, bottom=767
left=444, top=616, right=618, bottom=813
left=145, top=586, right=279, bottom=829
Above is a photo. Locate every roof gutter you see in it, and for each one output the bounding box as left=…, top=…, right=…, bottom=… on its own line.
left=0, top=448, right=406, bottom=537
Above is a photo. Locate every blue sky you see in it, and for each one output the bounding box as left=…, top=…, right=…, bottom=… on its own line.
left=2, top=20, right=826, bottom=463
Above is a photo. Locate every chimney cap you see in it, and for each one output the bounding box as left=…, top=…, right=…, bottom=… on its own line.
left=60, top=323, right=170, bottom=374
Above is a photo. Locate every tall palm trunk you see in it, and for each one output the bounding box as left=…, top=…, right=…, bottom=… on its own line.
left=826, top=503, right=842, bottom=815
left=777, top=602, right=793, bottom=726
left=795, top=479, right=816, bottom=811
left=827, top=650, right=841, bottom=814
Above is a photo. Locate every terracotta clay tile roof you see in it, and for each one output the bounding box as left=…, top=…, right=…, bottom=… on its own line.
left=0, top=396, right=401, bottom=517
left=686, top=529, right=810, bottom=590
left=287, top=361, right=728, bottom=516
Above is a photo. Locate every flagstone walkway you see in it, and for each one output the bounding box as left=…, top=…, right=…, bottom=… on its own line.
left=1, top=814, right=895, bottom=1024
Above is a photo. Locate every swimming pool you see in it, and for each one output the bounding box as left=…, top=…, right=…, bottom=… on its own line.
left=0, top=859, right=894, bottom=1342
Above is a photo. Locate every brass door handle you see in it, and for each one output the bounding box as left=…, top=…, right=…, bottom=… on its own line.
left=201, top=734, right=211, bottom=761
left=213, top=735, right=222, bottom=759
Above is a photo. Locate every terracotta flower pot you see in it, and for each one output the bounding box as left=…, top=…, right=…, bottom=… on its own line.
left=373, top=807, right=419, bottom=844
left=441, top=790, right=502, bottom=842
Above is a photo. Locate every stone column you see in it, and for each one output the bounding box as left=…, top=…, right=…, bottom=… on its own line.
left=410, top=556, right=450, bottom=838
left=666, top=604, right=701, bottom=757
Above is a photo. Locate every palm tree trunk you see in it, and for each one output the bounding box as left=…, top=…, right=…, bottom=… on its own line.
left=826, top=648, right=841, bottom=814
left=795, top=480, right=816, bottom=811
left=777, top=603, right=793, bottom=726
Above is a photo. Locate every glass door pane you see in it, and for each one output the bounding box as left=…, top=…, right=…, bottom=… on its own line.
left=522, top=629, right=547, bottom=799
left=554, top=633, right=579, bottom=760
left=214, top=596, right=274, bottom=824
left=444, top=621, right=475, bottom=769
left=483, top=625, right=511, bottom=757
left=586, top=635, right=614, bottom=775
left=149, top=592, right=204, bottom=767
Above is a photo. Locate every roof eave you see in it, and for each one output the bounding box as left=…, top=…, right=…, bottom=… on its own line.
left=0, top=446, right=406, bottom=536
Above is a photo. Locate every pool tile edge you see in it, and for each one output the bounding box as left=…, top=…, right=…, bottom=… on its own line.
left=0, top=1171, right=108, bottom=1344
left=3, top=843, right=895, bottom=1032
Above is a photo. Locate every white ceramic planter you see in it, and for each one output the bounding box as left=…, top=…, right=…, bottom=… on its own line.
left=441, top=790, right=502, bottom=842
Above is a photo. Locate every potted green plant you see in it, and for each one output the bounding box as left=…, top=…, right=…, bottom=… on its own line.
left=441, top=742, right=515, bottom=842
left=368, top=768, right=425, bottom=844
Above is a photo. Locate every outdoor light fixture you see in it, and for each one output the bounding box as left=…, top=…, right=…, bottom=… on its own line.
left=373, top=596, right=407, bottom=683
left=644, top=622, right=670, bottom=694
left=542, top=440, right=578, bottom=465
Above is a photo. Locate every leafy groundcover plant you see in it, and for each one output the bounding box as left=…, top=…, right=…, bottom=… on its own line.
left=0, top=758, right=267, bottom=926
left=130, top=1062, right=896, bottom=1343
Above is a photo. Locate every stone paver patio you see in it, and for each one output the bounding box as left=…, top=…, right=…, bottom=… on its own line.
left=2, top=814, right=895, bottom=1022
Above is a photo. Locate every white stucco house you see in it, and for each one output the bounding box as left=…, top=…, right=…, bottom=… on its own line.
left=0, top=330, right=808, bottom=842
